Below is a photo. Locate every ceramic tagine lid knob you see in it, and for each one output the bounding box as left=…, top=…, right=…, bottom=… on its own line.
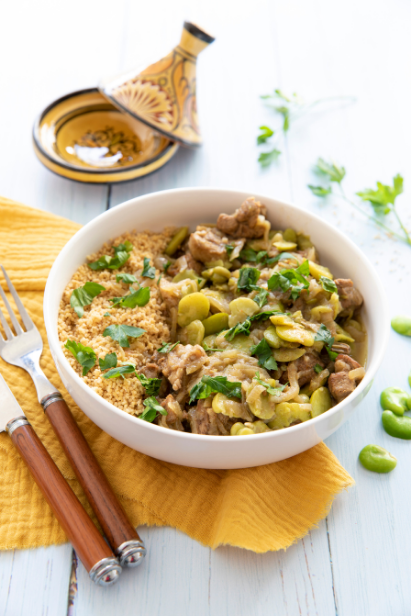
left=99, top=22, right=215, bottom=148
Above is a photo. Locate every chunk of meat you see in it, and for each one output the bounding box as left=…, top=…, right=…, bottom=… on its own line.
left=159, top=344, right=207, bottom=391
left=158, top=394, right=186, bottom=431
left=335, top=279, right=363, bottom=316
left=188, top=227, right=228, bottom=264
left=216, top=197, right=268, bottom=238
left=331, top=342, right=351, bottom=355
left=187, top=399, right=235, bottom=435
left=140, top=362, right=160, bottom=379
left=328, top=354, right=361, bottom=403
left=294, top=353, right=324, bottom=387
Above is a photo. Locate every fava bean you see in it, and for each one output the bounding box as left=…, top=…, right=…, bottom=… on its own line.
left=177, top=292, right=210, bottom=327
left=359, top=444, right=397, bottom=473
left=179, top=320, right=205, bottom=346
left=202, top=313, right=229, bottom=336
left=382, top=410, right=411, bottom=439
left=391, top=315, right=411, bottom=337
left=380, top=387, right=411, bottom=416
left=165, top=227, right=189, bottom=256
left=310, top=387, right=332, bottom=418
left=282, top=228, right=297, bottom=243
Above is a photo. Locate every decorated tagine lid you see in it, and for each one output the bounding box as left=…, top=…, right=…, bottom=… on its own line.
left=99, top=22, right=215, bottom=148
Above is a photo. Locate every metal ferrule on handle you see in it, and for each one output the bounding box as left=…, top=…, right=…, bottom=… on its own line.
left=89, top=557, right=122, bottom=586
left=6, top=416, right=30, bottom=435
left=116, top=540, right=147, bottom=568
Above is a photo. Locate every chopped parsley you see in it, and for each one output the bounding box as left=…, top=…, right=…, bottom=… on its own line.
left=110, top=287, right=150, bottom=308
left=314, top=364, right=323, bottom=374
left=267, top=260, right=310, bottom=299
left=116, top=273, right=138, bottom=285
left=202, top=342, right=224, bottom=353
left=103, top=363, right=136, bottom=379
left=136, top=374, right=162, bottom=396
left=164, top=261, right=172, bottom=273
left=189, top=376, right=242, bottom=404
left=88, top=241, right=133, bottom=271
left=158, top=341, right=180, bottom=353
left=103, top=312, right=111, bottom=317
left=142, top=257, right=156, bottom=279
left=253, top=288, right=269, bottom=308
left=250, top=339, right=278, bottom=371
left=224, top=310, right=279, bottom=341
left=226, top=244, right=234, bottom=257
left=103, top=324, right=145, bottom=348
left=254, top=372, right=285, bottom=396
left=237, top=267, right=260, bottom=292
left=314, top=324, right=337, bottom=359
left=139, top=397, right=167, bottom=423
left=64, top=340, right=96, bottom=376
left=70, top=281, right=105, bottom=318
left=319, top=276, right=338, bottom=294
left=99, top=352, right=117, bottom=371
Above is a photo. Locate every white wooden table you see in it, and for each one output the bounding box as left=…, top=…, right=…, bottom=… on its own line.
left=1, top=1, right=411, bottom=614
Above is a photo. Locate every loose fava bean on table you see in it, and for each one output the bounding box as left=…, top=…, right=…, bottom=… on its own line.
left=382, top=411, right=411, bottom=440
left=380, top=387, right=411, bottom=416
left=359, top=445, right=397, bottom=473
left=391, top=315, right=411, bottom=337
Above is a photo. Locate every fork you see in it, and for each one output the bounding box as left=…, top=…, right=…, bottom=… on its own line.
left=0, top=265, right=146, bottom=568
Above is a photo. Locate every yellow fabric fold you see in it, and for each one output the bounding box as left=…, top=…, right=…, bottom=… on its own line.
left=0, top=197, right=354, bottom=553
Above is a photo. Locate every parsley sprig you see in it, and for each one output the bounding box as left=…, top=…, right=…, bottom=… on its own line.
left=88, top=241, right=133, bottom=270
left=158, top=341, right=180, bottom=353
left=267, top=260, right=310, bottom=300
left=314, top=324, right=337, bottom=360
left=70, top=282, right=105, bottom=318
left=250, top=339, right=278, bottom=370
left=254, top=372, right=285, bottom=396
left=64, top=340, right=96, bottom=375
left=309, top=159, right=410, bottom=246
left=140, top=397, right=167, bottom=423
left=142, top=257, right=156, bottom=279
left=189, top=376, right=242, bottom=404
left=110, top=287, right=150, bottom=308
left=224, top=310, right=280, bottom=341
left=257, top=91, right=355, bottom=167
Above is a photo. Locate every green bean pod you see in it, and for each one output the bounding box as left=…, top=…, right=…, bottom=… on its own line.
left=359, top=445, right=397, bottom=473
left=382, top=411, right=411, bottom=439
left=380, top=387, right=411, bottom=416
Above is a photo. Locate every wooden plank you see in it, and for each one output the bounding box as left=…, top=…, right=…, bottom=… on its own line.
left=74, top=527, right=210, bottom=615
left=0, top=544, right=72, bottom=616
left=209, top=522, right=336, bottom=616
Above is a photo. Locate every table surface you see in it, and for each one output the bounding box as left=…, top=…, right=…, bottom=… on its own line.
left=1, top=1, right=411, bottom=614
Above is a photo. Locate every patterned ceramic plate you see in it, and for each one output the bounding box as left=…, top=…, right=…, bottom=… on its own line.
left=32, top=88, right=179, bottom=184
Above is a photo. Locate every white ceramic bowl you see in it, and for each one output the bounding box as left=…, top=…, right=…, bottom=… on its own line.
left=44, top=188, right=389, bottom=469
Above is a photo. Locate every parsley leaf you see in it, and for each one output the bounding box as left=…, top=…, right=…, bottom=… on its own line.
left=314, top=364, right=323, bottom=374
left=258, top=148, right=281, bottom=168
left=253, top=288, right=269, bottom=308
left=237, top=267, right=260, bottom=292
left=142, top=257, right=156, bottom=279
left=116, top=273, right=138, bottom=284
left=267, top=252, right=299, bottom=266
left=239, top=248, right=259, bottom=262
left=267, top=260, right=310, bottom=299
left=137, top=374, right=162, bottom=396
left=254, top=372, right=285, bottom=395
left=64, top=340, right=96, bottom=375
left=314, top=158, right=346, bottom=183
left=164, top=261, right=172, bottom=273
left=319, top=276, right=337, bottom=294
left=158, top=341, right=180, bottom=353
left=224, top=319, right=252, bottom=340
left=103, top=324, right=145, bottom=348
left=225, top=244, right=234, bottom=258
left=308, top=185, right=332, bottom=197
left=250, top=339, right=278, bottom=370
left=357, top=174, right=403, bottom=216
left=103, top=312, right=111, bottom=317
left=103, top=363, right=136, bottom=379
left=257, top=125, right=274, bottom=145
left=88, top=241, right=133, bottom=271
left=110, top=287, right=150, bottom=308
left=314, top=324, right=335, bottom=351
left=139, top=397, right=167, bottom=422
left=250, top=310, right=279, bottom=322
left=189, top=376, right=242, bottom=404
left=99, top=352, right=117, bottom=370
left=70, top=282, right=105, bottom=318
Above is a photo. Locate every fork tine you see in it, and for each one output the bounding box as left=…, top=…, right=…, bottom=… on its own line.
left=0, top=283, right=23, bottom=335
left=0, top=305, right=14, bottom=340
left=0, top=265, right=34, bottom=331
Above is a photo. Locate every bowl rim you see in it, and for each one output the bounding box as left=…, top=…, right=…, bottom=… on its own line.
left=44, top=186, right=390, bottom=443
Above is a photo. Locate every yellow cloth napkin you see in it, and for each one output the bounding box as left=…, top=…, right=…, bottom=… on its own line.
left=0, top=197, right=354, bottom=553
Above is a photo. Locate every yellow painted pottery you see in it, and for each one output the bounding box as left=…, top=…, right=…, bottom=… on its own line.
left=99, top=22, right=215, bottom=147
left=33, top=89, right=179, bottom=184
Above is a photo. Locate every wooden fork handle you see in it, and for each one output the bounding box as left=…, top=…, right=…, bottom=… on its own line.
left=9, top=421, right=120, bottom=583
left=43, top=397, right=145, bottom=566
